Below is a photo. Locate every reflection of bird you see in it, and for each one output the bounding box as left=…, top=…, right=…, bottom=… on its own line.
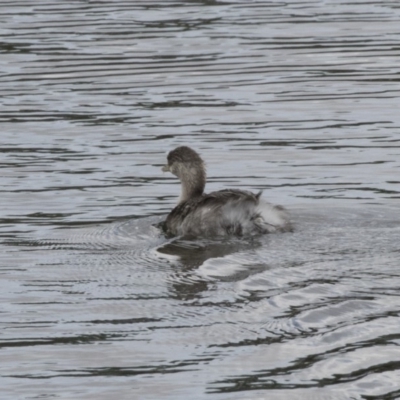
left=162, top=146, right=292, bottom=237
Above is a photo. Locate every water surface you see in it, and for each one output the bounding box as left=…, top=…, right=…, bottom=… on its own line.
left=1, top=1, right=400, bottom=399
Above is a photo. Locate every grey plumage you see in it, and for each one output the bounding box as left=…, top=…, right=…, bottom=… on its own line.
left=162, top=146, right=292, bottom=238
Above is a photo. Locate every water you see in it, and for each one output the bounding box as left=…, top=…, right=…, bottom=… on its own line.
left=1, top=1, right=400, bottom=399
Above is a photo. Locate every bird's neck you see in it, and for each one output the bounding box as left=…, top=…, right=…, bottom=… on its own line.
left=179, top=167, right=205, bottom=202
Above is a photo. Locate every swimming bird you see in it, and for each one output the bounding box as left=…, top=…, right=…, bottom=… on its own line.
left=162, top=146, right=292, bottom=238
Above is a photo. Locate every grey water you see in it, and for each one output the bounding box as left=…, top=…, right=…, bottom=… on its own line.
left=1, top=1, right=400, bottom=399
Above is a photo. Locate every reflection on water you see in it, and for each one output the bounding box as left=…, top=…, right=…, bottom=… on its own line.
left=1, top=0, right=400, bottom=399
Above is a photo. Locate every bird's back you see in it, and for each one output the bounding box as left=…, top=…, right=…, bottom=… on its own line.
left=164, top=189, right=291, bottom=238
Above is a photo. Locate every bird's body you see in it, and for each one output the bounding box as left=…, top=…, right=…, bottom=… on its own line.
left=162, top=146, right=291, bottom=238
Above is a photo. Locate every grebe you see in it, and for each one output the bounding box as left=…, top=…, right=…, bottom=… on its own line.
left=162, top=146, right=291, bottom=237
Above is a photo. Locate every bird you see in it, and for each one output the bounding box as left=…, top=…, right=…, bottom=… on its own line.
left=161, top=146, right=292, bottom=238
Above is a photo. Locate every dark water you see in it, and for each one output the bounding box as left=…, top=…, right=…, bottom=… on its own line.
left=1, top=1, right=400, bottom=399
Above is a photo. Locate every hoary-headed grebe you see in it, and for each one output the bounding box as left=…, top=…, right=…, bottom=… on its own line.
left=162, top=146, right=292, bottom=237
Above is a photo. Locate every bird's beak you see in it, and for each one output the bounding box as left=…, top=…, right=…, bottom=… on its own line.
left=162, top=165, right=170, bottom=172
